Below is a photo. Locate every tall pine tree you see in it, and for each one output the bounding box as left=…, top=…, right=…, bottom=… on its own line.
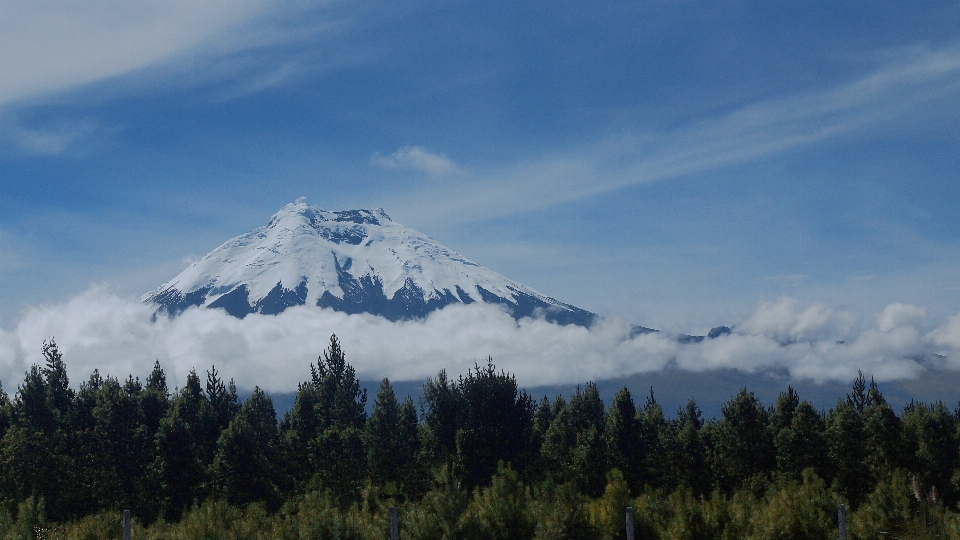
left=212, top=387, right=283, bottom=509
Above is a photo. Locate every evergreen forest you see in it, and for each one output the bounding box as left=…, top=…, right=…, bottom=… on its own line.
left=1, top=334, right=959, bottom=539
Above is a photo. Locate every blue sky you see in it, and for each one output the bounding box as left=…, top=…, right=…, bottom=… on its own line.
left=2, top=0, right=959, bottom=348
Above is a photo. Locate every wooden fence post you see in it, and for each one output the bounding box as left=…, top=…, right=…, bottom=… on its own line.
left=390, top=506, right=399, bottom=540
left=625, top=506, right=635, bottom=540
left=837, top=503, right=846, bottom=540
left=123, top=509, right=131, bottom=540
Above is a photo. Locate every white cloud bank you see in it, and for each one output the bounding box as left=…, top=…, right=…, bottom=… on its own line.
left=0, top=289, right=958, bottom=393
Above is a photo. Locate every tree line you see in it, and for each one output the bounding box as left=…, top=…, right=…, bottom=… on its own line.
left=1, top=334, right=959, bottom=538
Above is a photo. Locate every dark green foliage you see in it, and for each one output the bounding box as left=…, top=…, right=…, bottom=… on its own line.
left=902, top=401, right=959, bottom=506
left=711, top=388, right=775, bottom=493
left=304, top=335, right=369, bottom=506
left=206, top=366, right=240, bottom=434
left=91, top=375, right=150, bottom=510
left=281, top=377, right=321, bottom=485
left=397, top=396, right=429, bottom=498
left=526, top=395, right=554, bottom=483
left=0, top=344, right=77, bottom=521
left=862, top=380, right=904, bottom=478
left=153, top=370, right=217, bottom=520
left=365, top=379, right=425, bottom=498
left=212, top=387, right=283, bottom=509
left=604, top=388, right=642, bottom=494
left=310, top=425, right=366, bottom=508
left=282, top=333, right=368, bottom=494
left=849, top=370, right=869, bottom=413
left=674, top=398, right=710, bottom=495
left=637, top=388, right=675, bottom=491
left=365, top=378, right=402, bottom=488
left=541, top=383, right=608, bottom=497
left=421, top=368, right=463, bottom=470
left=772, top=387, right=828, bottom=480
left=4, top=339, right=960, bottom=540
left=827, top=398, right=871, bottom=506
left=455, top=359, right=535, bottom=490
left=41, top=340, right=74, bottom=422
left=310, top=334, right=367, bottom=431
left=420, top=360, right=536, bottom=491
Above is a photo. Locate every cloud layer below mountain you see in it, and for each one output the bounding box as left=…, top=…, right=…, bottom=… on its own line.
left=0, top=288, right=958, bottom=393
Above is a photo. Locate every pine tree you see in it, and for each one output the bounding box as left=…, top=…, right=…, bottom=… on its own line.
left=152, top=370, right=215, bottom=520
left=311, top=333, right=367, bottom=431
left=310, top=424, right=366, bottom=508
left=212, top=387, right=283, bottom=509
left=540, top=397, right=574, bottom=483
left=288, top=334, right=369, bottom=506
left=770, top=386, right=800, bottom=437
left=0, top=362, right=74, bottom=520
left=68, top=370, right=105, bottom=517
left=848, top=370, right=868, bottom=413
left=137, top=361, right=170, bottom=521
left=281, top=379, right=321, bottom=486
left=42, top=339, right=74, bottom=423
left=826, top=399, right=869, bottom=506
left=675, top=398, right=709, bottom=495
left=422, top=368, right=464, bottom=471
left=92, top=375, right=147, bottom=511
left=775, top=400, right=827, bottom=480
left=206, top=366, right=240, bottom=433
left=396, top=395, right=428, bottom=498
left=712, top=388, right=774, bottom=493
left=527, top=395, right=554, bottom=483
left=861, top=379, right=903, bottom=479
left=604, top=388, right=642, bottom=494
left=901, top=401, right=959, bottom=506
left=455, top=359, right=535, bottom=490
left=365, top=378, right=403, bottom=489
left=541, top=383, right=606, bottom=496
left=638, top=387, right=674, bottom=490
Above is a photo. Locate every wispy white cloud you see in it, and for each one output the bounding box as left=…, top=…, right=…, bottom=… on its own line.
left=0, top=114, right=108, bottom=156
left=1, top=288, right=958, bottom=393
left=372, top=145, right=464, bottom=177
left=0, top=0, right=269, bottom=106
left=390, top=42, right=960, bottom=224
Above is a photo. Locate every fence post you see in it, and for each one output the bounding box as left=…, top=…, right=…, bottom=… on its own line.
left=123, top=509, right=131, bottom=540
left=625, top=506, right=635, bottom=540
left=390, top=506, right=399, bottom=540
left=837, top=503, right=846, bottom=540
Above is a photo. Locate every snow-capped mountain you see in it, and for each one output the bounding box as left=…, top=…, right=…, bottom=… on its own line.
left=143, top=201, right=597, bottom=326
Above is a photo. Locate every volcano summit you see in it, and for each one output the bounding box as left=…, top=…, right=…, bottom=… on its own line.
left=143, top=201, right=596, bottom=326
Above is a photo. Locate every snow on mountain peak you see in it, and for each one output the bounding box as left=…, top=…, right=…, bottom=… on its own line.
left=143, top=201, right=595, bottom=326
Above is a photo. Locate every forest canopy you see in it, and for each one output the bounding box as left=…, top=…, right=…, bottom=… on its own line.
left=1, top=335, right=958, bottom=539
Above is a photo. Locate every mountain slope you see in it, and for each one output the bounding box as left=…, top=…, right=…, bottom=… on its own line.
left=143, top=201, right=597, bottom=326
